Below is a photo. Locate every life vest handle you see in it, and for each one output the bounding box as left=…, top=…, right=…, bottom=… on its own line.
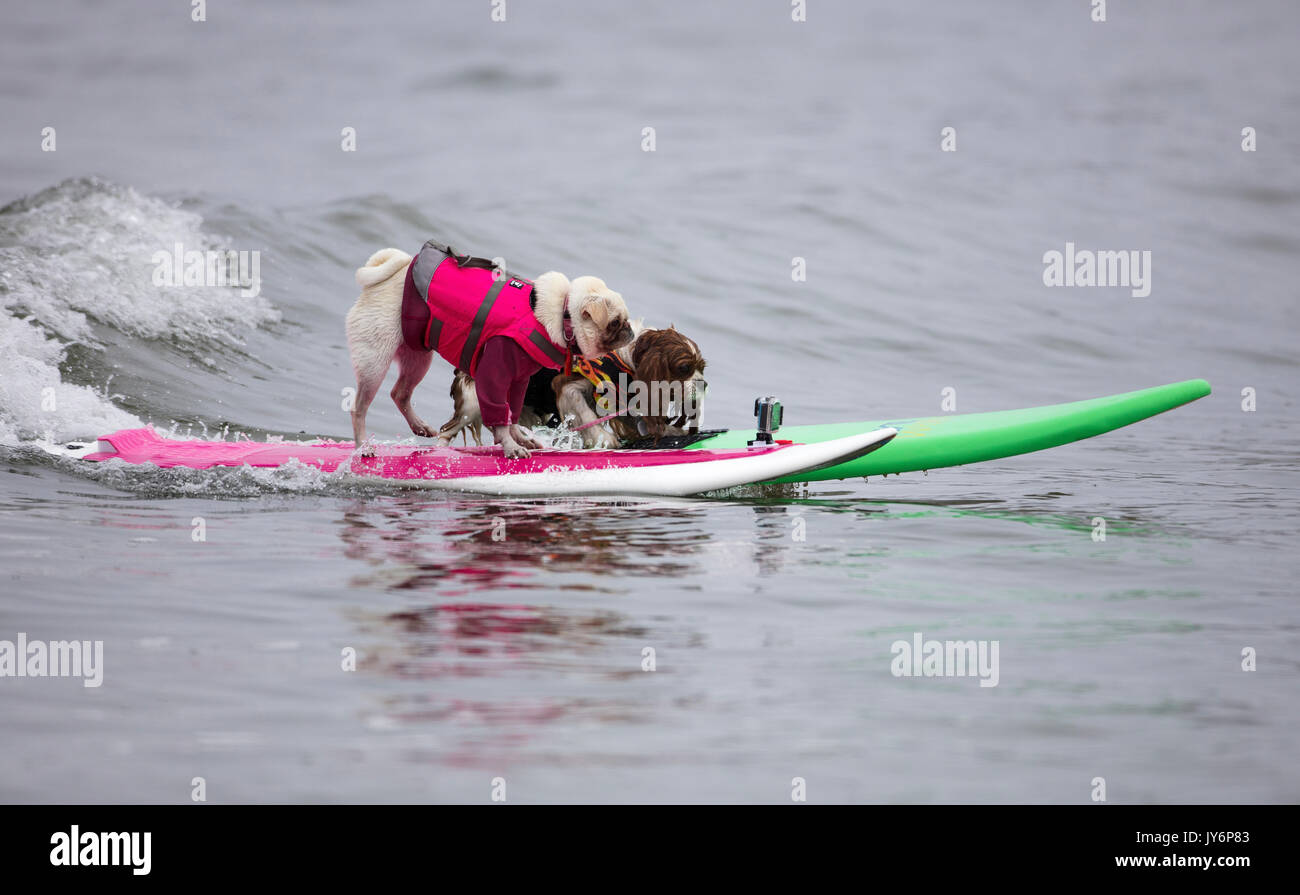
left=422, top=239, right=498, bottom=272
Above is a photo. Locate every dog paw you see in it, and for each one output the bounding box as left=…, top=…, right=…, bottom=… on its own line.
left=351, top=434, right=379, bottom=458
left=510, top=425, right=542, bottom=450
left=586, top=429, right=619, bottom=450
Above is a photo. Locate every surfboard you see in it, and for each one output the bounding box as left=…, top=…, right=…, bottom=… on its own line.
left=77, top=426, right=899, bottom=496
left=688, top=379, right=1211, bottom=483
left=71, top=379, right=1208, bottom=495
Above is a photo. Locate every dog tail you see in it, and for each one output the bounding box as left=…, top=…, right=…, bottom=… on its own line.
left=356, top=248, right=413, bottom=287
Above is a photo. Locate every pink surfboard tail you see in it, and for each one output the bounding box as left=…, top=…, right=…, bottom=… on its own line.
left=84, top=427, right=788, bottom=480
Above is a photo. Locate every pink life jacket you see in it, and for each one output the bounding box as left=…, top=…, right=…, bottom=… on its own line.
left=401, top=240, right=568, bottom=377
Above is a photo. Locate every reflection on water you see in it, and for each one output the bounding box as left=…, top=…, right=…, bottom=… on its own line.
left=353, top=601, right=671, bottom=736
left=362, top=602, right=651, bottom=675
left=787, top=494, right=1186, bottom=539
left=337, top=495, right=715, bottom=741
left=750, top=503, right=803, bottom=577
left=337, top=495, right=720, bottom=594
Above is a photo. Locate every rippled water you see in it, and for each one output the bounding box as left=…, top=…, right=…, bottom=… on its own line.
left=1, top=0, right=1297, bottom=803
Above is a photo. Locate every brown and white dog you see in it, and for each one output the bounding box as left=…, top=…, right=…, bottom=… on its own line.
left=438, top=323, right=707, bottom=449
left=345, top=246, right=633, bottom=457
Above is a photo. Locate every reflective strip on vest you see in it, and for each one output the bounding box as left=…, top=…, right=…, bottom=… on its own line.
left=460, top=278, right=507, bottom=372
left=528, top=330, right=566, bottom=366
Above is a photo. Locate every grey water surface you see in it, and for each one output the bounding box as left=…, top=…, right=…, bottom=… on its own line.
left=1, top=0, right=1297, bottom=803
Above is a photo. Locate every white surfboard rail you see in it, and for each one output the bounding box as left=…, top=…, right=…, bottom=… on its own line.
left=401, top=428, right=898, bottom=496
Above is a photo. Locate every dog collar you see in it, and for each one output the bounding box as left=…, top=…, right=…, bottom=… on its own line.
left=558, top=297, right=574, bottom=372
left=562, top=299, right=575, bottom=346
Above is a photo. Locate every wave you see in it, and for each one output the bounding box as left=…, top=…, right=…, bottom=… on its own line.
left=0, top=177, right=281, bottom=444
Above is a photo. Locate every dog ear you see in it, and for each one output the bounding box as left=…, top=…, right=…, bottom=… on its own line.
left=631, top=329, right=672, bottom=388
left=631, top=330, right=687, bottom=443
left=583, top=297, right=611, bottom=330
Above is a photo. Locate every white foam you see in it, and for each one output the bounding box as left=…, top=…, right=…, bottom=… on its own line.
left=70, top=455, right=396, bottom=499
left=0, top=312, right=139, bottom=445
left=526, top=421, right=586, bottom=451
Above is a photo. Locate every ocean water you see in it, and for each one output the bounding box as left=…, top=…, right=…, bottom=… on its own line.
left=1, top=0, right=1297, bottom=803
